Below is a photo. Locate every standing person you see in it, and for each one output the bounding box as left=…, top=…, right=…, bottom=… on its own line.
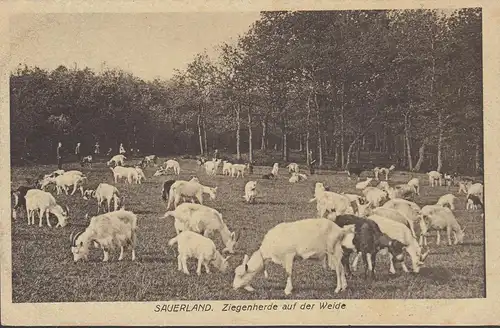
left=213, top=148, right=219, bottom=160
left=57, top=141, right=63, bottom=169
left=119, top=143, right=126, bottom=155
left=75, top=142, right=81, bottom=161
left=94, top=141, right=100, bottom=155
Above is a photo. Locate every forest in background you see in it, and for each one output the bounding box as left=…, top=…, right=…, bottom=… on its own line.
left=10, top=9, right=482, bottom=174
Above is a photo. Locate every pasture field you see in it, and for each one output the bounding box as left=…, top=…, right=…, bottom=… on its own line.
left=10, top=158, right=485, bottom=302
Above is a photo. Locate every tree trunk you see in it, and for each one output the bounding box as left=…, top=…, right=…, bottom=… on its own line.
left=414, top=141, right=426, bottom=172
left=248, top=106, right=253, bottom=163
left=197, top=111, right=204, bottom=155
left=236, top=103, right=241, bottom=160
left=299, top=134, right=303, bottom=152
left=437, top=112, right=443, bottom=172
left=261, top=119, right=267, bottom=150
left=314, top=93, right=323, bottom=167
left=340, top=82, right=345, bottom=168
left=333, top=142, right=339, bottom=167
left=404, top=112, right=413, bottom=171
left=203, top=119, right=208, bottom=155
left=475, top=140, right=481, bottom=174
left=306, top=90, right=312, bottom=165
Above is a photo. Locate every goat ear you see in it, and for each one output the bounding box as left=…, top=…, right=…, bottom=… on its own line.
left=84, top=213, right=89, bottom=220
left=224, top=255, right=232, bottom=261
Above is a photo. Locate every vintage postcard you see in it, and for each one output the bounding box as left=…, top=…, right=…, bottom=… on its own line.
left=1, top=0, right=499, bottom=325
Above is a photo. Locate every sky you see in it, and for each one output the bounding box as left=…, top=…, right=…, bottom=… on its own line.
left=9, top=12, right=261, bottom=81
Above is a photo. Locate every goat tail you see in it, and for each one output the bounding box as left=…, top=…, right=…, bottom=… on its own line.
left=167, top=236, right=178, bottom=247
left=309, top=197, right=317, bottom=203
left=162, top=211, right=176, bottom=220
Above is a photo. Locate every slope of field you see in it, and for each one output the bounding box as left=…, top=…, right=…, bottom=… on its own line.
left=10, top=158, right=485, bottom=302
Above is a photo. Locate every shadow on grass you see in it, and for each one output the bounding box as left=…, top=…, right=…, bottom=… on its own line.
left=418, top=267, right=453, bottom=284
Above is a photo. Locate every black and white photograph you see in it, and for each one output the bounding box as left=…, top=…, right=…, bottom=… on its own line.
left=2, top=1, right=499, bottom=326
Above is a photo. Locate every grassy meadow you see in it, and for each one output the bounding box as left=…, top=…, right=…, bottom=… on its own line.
left=10, top=157, right=485, bottom=302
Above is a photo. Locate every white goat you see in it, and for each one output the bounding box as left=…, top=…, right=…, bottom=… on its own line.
left=162, top=203, right=238, bottom=254
left=387, top=184, right=415, bottom=200
left=288, top=172, right=308, bottom=183
left=467, top=182, right=483, bottom=198
left=25, top=189, right=69, bottom=228
left=84, top=183, right=120, bottom=213
left=309, top=182, right=353, bottom=218
left=54, top=173, right=87, bottom=196
left=287, top=163, right=299, bottom=173
left=367, top=214, right=428, bottom=274
left=168, top=231, right=230, bottom=276
left=421, top=205, right=465, bottom=246
left=458, top=180, right=472, bottom=194
left=110, top=166, right=138, bottom=184
left=427, top=171, right=443, bottom=187
left=231, top=164, right=247, bottom=178
left=166, top=180, right=217, bottom=210
left=271, top=163, right=279, bottom=176
left=164, top=159, right=181, bottom=175
left=134, top=167, right=146, bottom=184
left=243, top=181, right=258, bottom=203
left=70, top=209, right=138, bottom=262
left=356, top=177, right=373, bottom=190
left=407, top=178, right=420, bottom=195
left=362, top=187, right=388, bottom=207
left=381, top=199, right=427, bottom=245
left=436, top=193, right=458, bottom=210
left=374, top=165, right=395, bottom=180
left=107, top=154, right=126, bottom=167
left=222, top=161, right=233, bottom=176
left=232, top=218, right=354, bottom=295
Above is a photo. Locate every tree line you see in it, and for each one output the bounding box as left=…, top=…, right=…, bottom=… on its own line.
left=10, top=8, right=482, bottom=174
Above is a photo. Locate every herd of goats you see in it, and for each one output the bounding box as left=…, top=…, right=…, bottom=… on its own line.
left=10, top=153, right=485, bottom=296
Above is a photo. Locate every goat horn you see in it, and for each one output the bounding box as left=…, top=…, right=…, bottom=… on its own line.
left=65, top=205, right=70, bottom=215
left=69, top=231, right=75, bottom=243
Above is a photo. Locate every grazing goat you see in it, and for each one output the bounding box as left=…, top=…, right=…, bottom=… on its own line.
left=436, top=193, right=458, bottom=210
left=421, top=205, right=465, bottom=246
left=244, top=181, right=257, bottom=203
left=356, top=177, right=373, bottom=190
left=84, top=183, right=120, bottom=213
left=164, top=159, right=181, bottom=175
left=153, top=167, right=167, bottom=176
left=287, top=163, right=299, bottom=173
left=141, top=155, right=157, bottom=167
left=222, top=161, right=233, bottom=176
left=162, top=203, right=238, bottom=254
left=231, top=164, right=247, bottom=178
left=261, top=173, right=275, bottom=179
left=362, top=187, right=388, bottom=207
left=110, top=166, right=138, bottom=184
left=80, top=155, right=93, bottom=168
left=466, top=194, right=483, bottom=210
left=25, top=189, right=69, bottom=227
left=381, top=199, right=427, bottom=245
left=346, top=166, right=364, bottom=181
left=467, top=182, right=483, bottom=199
left=374, top=165, right=395, bottom=181
left=310, top=182, right=353, bottom=218
left=166, top=179, right=217, bottom=210
left=70, top=209, right=138, bottom=262
left=11, top=185, right=31, bottom=219
left=407, top=178, right=420, bottom=195
left=427, top=171, right=443, bottom=187
left=367, top=214, right=428, bottom=273
left=457, top=180, right=471, bottom=195
left=134, top=167, right=146, bottom=184
left=288, top=172, right=307, bottom=183
left=387, top=184, right=415, bottom=200
left=168, top=231, right=230, bottom=276
left=54, top=173, right=87, bottom=196
left=204, top=159, right=221, bottom=176
left=271, top=163, right=279, bottom=176
left=161, top=179, right=177, bottom=203
left=334, top=214, right=406, bottom=280
left=369, top=207, right=417, bottom=239
left=232, top=218, right=354, bottom=295
left=107, top=154, right=126, bottom=167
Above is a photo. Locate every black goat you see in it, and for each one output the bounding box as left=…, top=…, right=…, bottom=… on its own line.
left=335, top=214, right=406, bottom=280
